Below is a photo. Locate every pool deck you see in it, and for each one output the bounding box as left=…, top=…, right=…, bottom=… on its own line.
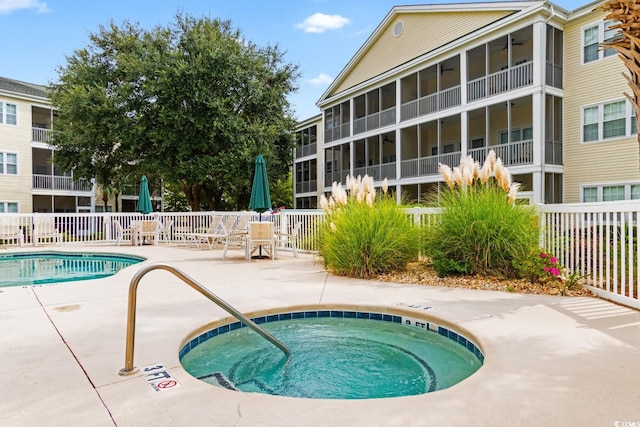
left=1, top=243, right=639, bottom=427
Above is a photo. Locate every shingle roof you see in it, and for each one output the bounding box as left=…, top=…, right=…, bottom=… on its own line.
left=0, top=76, right=47, bottom=98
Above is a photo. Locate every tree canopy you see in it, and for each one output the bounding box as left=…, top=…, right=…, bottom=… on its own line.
left=49, top=14, right=299, bottom=211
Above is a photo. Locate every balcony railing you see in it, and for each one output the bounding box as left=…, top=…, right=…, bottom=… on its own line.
left=467, top=61, right=533, bottom=102
left=468, top=140, right=533, bottom=167
left=401, top=85, right=462, bottom=121
left=33, top=174, right=93, bottom=192
left=32, top=127, right=51, bottom=143
left=295, top=180, right=317, bottom=194
left=296, top=143, right=317, bottom=159
left=353, top=106, right=396, bottom=135
left=325, top=122, right=350, bottom=143
left=31, top=128, right=51, bottom=143
left=401, top=152, right=460, bottom=178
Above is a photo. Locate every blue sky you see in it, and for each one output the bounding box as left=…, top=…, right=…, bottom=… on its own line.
left=2, top=0, right=588, bottom=120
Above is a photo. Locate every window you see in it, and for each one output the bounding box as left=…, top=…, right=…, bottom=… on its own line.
left=583, top=187, right=598, bottom=203
left=583, top=107, right=599, bottom=142
left=470, top=138, right=484, bottom=149
left=603, top=185, right=624, bottom=201
left=583, top=26, right=599, bottom=63
left=603, top=21, right=618, bottom=58
left=0, top=152, right=18, bottom=175
left=583, top=20, right=619, bottom=64
left=582, top=99, right=637, bottom=143
left=0, top=202, right=18, bottom=213
left=0, top=102, right=17, bottom=125
left=499, top=127, right=533, bottom=143
left=583, top=183, right=640, bottom=202
left=603, top=101, right=625, bottom=138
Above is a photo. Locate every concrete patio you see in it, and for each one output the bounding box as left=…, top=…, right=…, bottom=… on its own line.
left=0, top=244, right=639, bottom=426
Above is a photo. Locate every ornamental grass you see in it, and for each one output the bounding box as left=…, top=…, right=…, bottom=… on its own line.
left=319, top=175, right=421, bottom=279
left=423, top=150, right=539, bottom=278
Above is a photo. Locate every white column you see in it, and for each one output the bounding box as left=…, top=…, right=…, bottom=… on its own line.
left=460, top=111, right=468, bottom=156
left=532, top=20, right=545, bottom=87
left=532, top=19, right=546, bottom=204
left=460, top=51, right=467, bottom=105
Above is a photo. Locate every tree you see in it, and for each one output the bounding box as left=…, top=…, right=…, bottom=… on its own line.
left=49, top=14, right=299, bottom=211
left=600, top=1, right=640, bottom=148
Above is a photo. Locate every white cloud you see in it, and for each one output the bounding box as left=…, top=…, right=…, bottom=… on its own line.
left=296, top=13, right=350, bottom=33
left=0, top=0, right=50, bottom=14
left=308, top=73, right=333, bottom=86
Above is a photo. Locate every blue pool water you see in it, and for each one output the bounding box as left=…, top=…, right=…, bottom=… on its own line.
left=180, top=310, right=483, bottom=399
left=0, top=251, right=145, bottom=287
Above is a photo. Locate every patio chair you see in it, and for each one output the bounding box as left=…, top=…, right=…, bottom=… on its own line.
left=138, top=220, right=161, bottom=245
left=33, top=215, right=61, bottom=246
left=159, top=219, right=173, bottom=244
left=113, top=220, right=133, bottom=246
left=246, top=221, right=275, bottom=260
left=0, top=219, right=24, bottom=247
left=275, top=221, right=301, bottom=258
left=218, top=214, right=250, bottom=259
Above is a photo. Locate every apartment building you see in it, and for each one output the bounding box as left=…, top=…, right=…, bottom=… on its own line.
left=293, top=0, right=640, bottom=206
left=0, top=77, right=161, bottom=213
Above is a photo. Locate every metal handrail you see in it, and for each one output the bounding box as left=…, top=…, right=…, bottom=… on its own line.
left=118, top=262, right=290, bottom=376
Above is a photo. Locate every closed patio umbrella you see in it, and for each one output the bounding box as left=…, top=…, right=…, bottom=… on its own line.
left=249, top=155, right=271, bottom=219
left=136, top=175, right=153, bottom=214
left=249, top=155, right=272, bottom=258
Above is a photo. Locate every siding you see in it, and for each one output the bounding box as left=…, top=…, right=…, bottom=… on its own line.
left=562, top=7, right=640, bottom=203
left=0, top=96, right=33, bottom=212
left=332, top=10, right=514, bottom=95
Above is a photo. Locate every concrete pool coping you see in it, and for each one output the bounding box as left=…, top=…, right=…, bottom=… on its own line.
left=0, top=244, right=639, bottom=426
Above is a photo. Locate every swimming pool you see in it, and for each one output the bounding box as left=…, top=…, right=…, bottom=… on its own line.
left=180, top=306, right=483, bottom=399
left=0, top=251, right=145, bottom=287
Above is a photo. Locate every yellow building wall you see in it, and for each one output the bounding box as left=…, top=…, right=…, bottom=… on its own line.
left=563, top=7, right=640, bottom=203
left=332, top=10, right=514, bottom=95
left=0, top=96, right=33, bottom=212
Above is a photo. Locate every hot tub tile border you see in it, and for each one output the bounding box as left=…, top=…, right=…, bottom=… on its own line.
left=179, top=309, right=484, bottom=364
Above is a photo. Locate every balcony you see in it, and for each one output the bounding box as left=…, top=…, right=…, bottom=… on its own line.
left=325, top=123, right=350, bottom=143
left=467, top=62, right=533, bottom=102
left=401, top=152, right=460, bottom=178
left=353, top=162, right=397, bottom=181
left=33, top=174, right=92, bottom=192
left=354, top=107, right=396, bottom=135
left=468, top=140, right=533, bottom=167
left=401, top=85, right=461, bottom=122
left=296, top=143, right=317, bottom=159
left=295, top=180, right=317, bottom=194
left=32, top=127, right=51, bottom=143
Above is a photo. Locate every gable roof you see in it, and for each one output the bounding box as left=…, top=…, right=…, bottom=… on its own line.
left=0, top=76, right=48, bottom=100
left=317, top=1, right=551, bottom=107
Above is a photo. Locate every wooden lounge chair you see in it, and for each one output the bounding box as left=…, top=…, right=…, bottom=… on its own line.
left=33, top=215, right=61, bottom=246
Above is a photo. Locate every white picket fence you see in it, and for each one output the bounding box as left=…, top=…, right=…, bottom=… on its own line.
left=2, top=202, right=640, bottom=309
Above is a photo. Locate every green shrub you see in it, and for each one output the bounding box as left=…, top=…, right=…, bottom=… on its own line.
left=423, top=152, right=539, bottom=278
left=319, top=176, right=421, bottom=279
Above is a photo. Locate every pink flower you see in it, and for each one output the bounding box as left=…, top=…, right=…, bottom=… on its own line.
left=544, top=267, right=550, bottom=272
left=540, top=253, right=547, bottom=258
left=551, top=257, right=557, bottom=263
left=551, top=267, right=560, bottom=276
